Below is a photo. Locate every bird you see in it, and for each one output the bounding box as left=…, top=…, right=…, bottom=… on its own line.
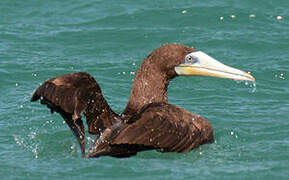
left=31, top=43, right=255, bottom=157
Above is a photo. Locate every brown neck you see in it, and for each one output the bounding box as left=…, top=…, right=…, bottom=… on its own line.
left=122, top=43, right=195, bottom=118
left=123, top=59, right=173, bottom=117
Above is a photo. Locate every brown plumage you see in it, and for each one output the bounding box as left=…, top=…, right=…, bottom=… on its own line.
left=123, top=44, right=194, bottom=118
left=31, top=72, right=121, bottom=157
left=31, top=43, right=204, bottom=157
left=31, top=43, right=254, bottom=157
left=88, top=102, right=213, bottom=158
left=31, top=68, right=213, bottom=157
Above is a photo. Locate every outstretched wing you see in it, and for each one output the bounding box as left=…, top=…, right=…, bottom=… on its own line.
left=88, top=103, right=213, bottom=158
left=31, top=72, right=103, bottom=156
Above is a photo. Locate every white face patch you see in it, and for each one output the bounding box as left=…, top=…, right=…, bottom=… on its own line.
left=184, top=51, right=225, bottom=68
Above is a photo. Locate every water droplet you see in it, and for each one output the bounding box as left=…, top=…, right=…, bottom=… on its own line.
left=219, top=16, right=224, bottom=20
left=251, top=82, right=256, bottom=93
left=231, top=15, right=236, bottom=19
left=182, top=10, right=187, bottom=14
left=230, top=131, right=234, bottom=136
left=32, top=148, right=38, bottom=158
left=279, top=73, right=285, bottom=80
left=71, top=144, right=76, bottom=150
left=15, top=83, right=18, bottom=87
left=199, top=152, right=203, bottom=155
left=249, top=14, right=256, bottom=18
left=29, top=132, right=37, bottom=139
left=239, top=80, right=256, bottom=93
left=277, top=16, right=283, bottom=20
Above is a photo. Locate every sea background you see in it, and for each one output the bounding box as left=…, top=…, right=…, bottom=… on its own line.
left=0, top=0, right=288, bottom=179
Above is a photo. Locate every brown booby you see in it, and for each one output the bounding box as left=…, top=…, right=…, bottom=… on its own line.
left=31, top=43, right=255, bottom=157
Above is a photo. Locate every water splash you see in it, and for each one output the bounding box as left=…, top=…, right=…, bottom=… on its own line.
left=87, top=135, right=99, bottom=152
left=250, top=81, right=257, bottom=93
left=13, top=134, right=39, bottom=158
left=28, top=131, right=37, bottom=139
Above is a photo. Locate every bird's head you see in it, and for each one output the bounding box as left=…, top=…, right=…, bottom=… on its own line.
left=150, top=43, right=255, bottom=82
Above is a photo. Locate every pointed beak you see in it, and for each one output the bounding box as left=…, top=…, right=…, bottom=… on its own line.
left=175, top=51, right=255, bottom=82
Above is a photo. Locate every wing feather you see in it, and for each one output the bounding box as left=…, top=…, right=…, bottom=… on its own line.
left=111, top=103, right=204, bottom=152
left=31, top=72, right=103, bottom=156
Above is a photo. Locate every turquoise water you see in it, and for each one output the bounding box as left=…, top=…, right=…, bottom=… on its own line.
left=1, top=0, right=288, bottom=179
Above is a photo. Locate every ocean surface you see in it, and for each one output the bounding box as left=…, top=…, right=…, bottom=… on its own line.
left=0, top=0, right=288, bottom=179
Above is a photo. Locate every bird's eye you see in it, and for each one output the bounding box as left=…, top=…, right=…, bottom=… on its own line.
left=185, top=55, right=198, bottom=64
